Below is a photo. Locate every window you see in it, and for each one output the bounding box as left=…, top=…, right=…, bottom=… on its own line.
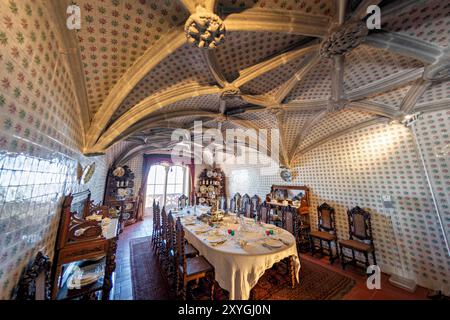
left=146, top=164, right=190, bottom=211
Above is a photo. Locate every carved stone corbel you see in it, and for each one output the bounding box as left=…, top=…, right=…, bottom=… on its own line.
left=185, top=6, right=226, bottom=49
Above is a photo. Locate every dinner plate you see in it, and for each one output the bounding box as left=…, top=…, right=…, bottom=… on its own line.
left=263, top=238, right=283, bottom=248
left=200, top=185, right=207, bottom=193
left=206, top=235, right=227, bottom=244
left=193, top=225, right=211, bottom=233
left=206, top=170, right=213, bottom=178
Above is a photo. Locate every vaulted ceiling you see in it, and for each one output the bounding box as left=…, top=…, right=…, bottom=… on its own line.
left=54, top=0, right=450, bottom=166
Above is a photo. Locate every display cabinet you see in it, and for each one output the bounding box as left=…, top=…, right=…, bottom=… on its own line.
left=195, top=167, right=226, bottom=207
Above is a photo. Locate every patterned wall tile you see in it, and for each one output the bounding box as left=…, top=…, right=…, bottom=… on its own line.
left=240, top=54, right=311, bottom=96
left=111, top=44, right=216, bottom=122
left=416, top=81, right=450, bottom=106
left=222, top=122, right=450, bottom=294
left=217, top=0, right=333, bottom=16
left=284, top=57, right=332, bottom=102
left=382, top=0, right=450, bottom=48
left=365, top=85, right=412, bottom=108
left=215, top=31, right=307, bottom=81
left=297, top=109, right=377, bottom=152
left=0, top=0, right=112, bottom=299
left=344, top=45, right=423, bottom=92
left=75, top=0, right=189, bottom=115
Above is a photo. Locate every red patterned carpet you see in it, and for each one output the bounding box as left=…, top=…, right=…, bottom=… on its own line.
left=130, top=236, right=355, bottom=300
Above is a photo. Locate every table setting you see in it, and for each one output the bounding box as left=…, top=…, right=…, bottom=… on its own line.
left=175, top=206, right=301, bottom=300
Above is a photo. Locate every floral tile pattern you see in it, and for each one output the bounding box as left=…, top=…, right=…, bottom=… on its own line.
left=75, top=0, right=189, bottom=115
left=222, top=118, right=450, bottom=295
left=0, top=0, right=114, bottom=299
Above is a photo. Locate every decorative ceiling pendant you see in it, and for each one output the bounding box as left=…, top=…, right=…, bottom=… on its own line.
left=184, top=6, right=226, bottom=49
left=320, top=21, right=368, bottom=58
left=220, top=85, right=241, bottom=99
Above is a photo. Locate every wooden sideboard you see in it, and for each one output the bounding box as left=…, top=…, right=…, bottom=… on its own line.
left=51, top=190, right=119, bottom=300
left=268, top=185, right=311, bottom=252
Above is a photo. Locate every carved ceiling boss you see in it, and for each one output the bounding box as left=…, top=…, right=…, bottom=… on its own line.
left=184, top=6, right=226, bottom=49
left=320, top=21, right=368, bottom=58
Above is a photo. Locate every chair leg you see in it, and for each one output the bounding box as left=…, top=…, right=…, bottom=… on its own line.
left=372, top=251, right=377, bottom=266
left=351, top=249, right=356, bottom=267
left=328, top=241, right=334, bottom=264
left=364, top=252, right=370, bottom=270
left=340, top=245, right=346, bottom=270
left=182, top=279, right=187, bottom=301
left=319, top=239, right=324, bottom=256
left=310, top=236, right=315, bottom=257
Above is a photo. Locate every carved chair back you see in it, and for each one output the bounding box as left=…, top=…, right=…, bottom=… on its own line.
left=218, top=196, right=227, bottom=211
left=161, top=207, right=168, bottom=243
left=257, top=202, right=270, bottom=223
left=175, top=218, right=187, bottom=274
left=154, top=201, right=161, bottom=229
left=230, top=193, right=241, bottom=213
left=240, top=194, right=251, bottom=216
left=16, top=252, right=51, bottom=300
left=282, top=206, right=299, bottom=239
left=317, top=203, right=336, bottom=233
left=347, top=206, right=373, bottom=242
left=167, top=212, right=175, bottom=254
left=178, top=194, right=189, bottom=209
left=250, top=195, right=260, bottom=217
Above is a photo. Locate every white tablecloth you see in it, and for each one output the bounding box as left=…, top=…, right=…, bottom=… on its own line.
left=177, top=211, right=300, bottom=300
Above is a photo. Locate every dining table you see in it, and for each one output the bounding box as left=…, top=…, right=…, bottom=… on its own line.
left=173, top=206, right=301, bottom=300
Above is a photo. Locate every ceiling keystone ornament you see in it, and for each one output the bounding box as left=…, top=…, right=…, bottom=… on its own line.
left=184, top=6, right=226, bottom=49
left=320, top=21, right=368, bottom=58
left=220, top=85, right=241, bottom=99
left=423, top=56, right=450, bottom=81
left=327, top=98, right=348, bottom=112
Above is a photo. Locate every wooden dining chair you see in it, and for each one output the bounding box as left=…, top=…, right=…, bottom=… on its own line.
left=218, top=196, right=227, bottom=211
left=240, top=194, right=251, bottom=217
left=274, top=206, right=298, bottom=288
left=152, top=200, right=161, bottom=249
left=230, top=193, right=241, bottom=213
left=257, top=202, right=270, bottom=223
left=339, top=206, right=377, bottom=270
left=282, top=206, right=300, bottom=244
left=250, top=195, right=260, bottom=218
left=175, top=218, right=214, bottom=300
left=166, top=212, right=199, bottom=288
left=309, top=203, right=338, bottom=264
left=158, top=207, right=168, bottom=261
left=178, top=194, right=189, bottom=209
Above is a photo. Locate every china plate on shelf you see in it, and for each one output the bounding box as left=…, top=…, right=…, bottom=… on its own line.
left=200, top=185, right=207, bottom=193
left=206, top=170, right=213, bottom=178
left=207, top=185, right=215, bottom=192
